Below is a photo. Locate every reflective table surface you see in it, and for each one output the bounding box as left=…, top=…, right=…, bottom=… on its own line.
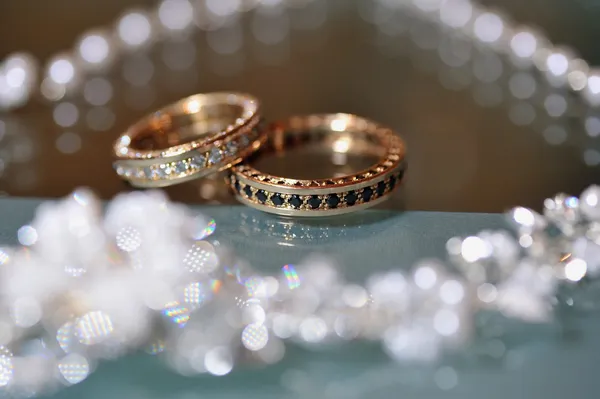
left=1, top=198, right=599, bottom=399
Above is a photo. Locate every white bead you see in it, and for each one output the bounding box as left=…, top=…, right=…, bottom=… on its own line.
left=77, top=31, right=112, bottom=68
left=0, top=53, right=37, bottom=110
left=580, top=185, right=600, bottom=220
left=46, top=54, right=77, bottom=87
left=473, top=12, right=504, bottom=44
left=158, top=0, right=195, bottom=31
left=506, top=207, right=547, bottom=231
left=206, top=0, right=242, bottom=17
left=572, top=237, right=600, bottom=277
left=383, top=324, right=441, bottom=362
left=564, top=258, right=587, bottom=282
left=439, top=0, right=473, bottom=28
left=510, top=30, right=537, bottom=59
left=460, top=236, right=492, bottom=263
left=584, top=71, right=600, bottom=106
left=117, top=10, right=153, bottom=48
left=58, top=353, right=90, bottom=385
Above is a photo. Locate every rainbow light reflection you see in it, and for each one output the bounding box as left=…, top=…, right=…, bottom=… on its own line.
left=282, top=264, right=301, bottom=290
left=162, top=301, right=190, bottom=327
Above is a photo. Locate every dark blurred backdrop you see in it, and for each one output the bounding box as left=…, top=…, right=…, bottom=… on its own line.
left=0, top=0, right=599, bottom=212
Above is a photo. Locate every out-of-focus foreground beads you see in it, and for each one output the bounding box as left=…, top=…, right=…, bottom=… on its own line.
left=0, top=185, right=599, bottom=395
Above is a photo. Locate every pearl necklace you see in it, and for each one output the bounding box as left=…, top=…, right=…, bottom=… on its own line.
left=1, top=0, right=600, bottom=112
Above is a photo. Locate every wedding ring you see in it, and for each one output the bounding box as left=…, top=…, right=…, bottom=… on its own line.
left=229, top=113, right=406, bottom=217
left=112, top=92, right=264, bottom=188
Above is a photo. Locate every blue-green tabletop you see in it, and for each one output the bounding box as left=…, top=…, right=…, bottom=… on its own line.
left=0, top=198, right=598, bottom=399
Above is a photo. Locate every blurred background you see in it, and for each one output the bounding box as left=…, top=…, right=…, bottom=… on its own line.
left=0, top=0, right=599, bottom=212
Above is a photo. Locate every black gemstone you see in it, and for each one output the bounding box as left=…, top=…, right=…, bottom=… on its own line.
left=389, top=175, right=397, bottom=190
left=256, top=190, right=267, bottom=203
left=345, top=191, right=357, bottom=206
left=271, top=193, right=284, bottom=206
left=327, top=194, right=340, bottom=208
left=234, top=179, right=241, bottom=193
left=308, top=195, right=321, bottom=209
left=362, top=187, right=373, bottom=202
left=243, top=185, right=253, bottom=198
left=397, top=169, right=405, bottom=181
left=289, top=195, right=302, bottom=209
left=377, top=181, right=386, bottom=196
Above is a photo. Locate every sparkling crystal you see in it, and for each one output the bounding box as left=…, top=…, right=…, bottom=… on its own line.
left=543, top=193, right=581, bottom=234
left=242, top=323, right=269, bottom=351
left=143, top=167, right=153, bottom=179
left=162, top=301, right=190, bottom=327
left=225, top=141, right=238, bottom=157
left=506, top=207, right=547, bottom=232
left=76, top=311, right=114, bottom=345
left=383, top=325, right=441, bottom=363
left=0, top=347, right=13, bottom=387
left=580, top=185, right=600, bottom=221
left=208, top=148, right=222, bottom=165
left=190, top=153, right=206, bottom=169
left=58, top=353, right=90, bottom=385
left=157, top=165, right=168, bottom=178
left=239, top=135, right=250, bottom=148
left=573, top=237, right=600, bottom=278
left=175, top=161, right=188, bottom=174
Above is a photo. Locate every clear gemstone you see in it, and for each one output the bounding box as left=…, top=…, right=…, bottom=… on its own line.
left=225, top=141, right=238, bottom=157
left=581, top=185, right=600, bottom=221
left=239, top=135, right=250, bottom=148
left=151, top=168, right=162, bottom=179
left=543, top=193, right=581, bottom=235
left=115, top=165, right=125, bottom=176
left=136, top=168, right=145, bottom=179
left=190, top=154, right=205, bottom=169
left=143, top=167, right=153, bottom=179
left=175, top=161, right=188, bottom=174
left=160, top=164, right=172, bottom=176
left=209, top=148, right=222, bottom=165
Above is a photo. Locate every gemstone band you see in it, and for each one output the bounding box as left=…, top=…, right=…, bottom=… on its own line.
left=112, top=92, right=264, bottom=188
left=229, top=113, right=407, bottom=217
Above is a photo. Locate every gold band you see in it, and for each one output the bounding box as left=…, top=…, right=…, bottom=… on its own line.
left=229, top=113, right=406, bottom=217
left=112, top=92, right=264, bottom=188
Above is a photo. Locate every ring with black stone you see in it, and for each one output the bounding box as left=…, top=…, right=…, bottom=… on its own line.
left=229, top=113, right=407, bottom=217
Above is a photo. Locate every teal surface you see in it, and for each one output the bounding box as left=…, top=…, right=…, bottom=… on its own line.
left=0, top=198, right=598, bottom=399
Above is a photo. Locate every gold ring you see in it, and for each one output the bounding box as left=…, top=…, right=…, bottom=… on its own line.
left=229, top=113, right=407, bottom=217
left=112, top=92, right=265, bottom=188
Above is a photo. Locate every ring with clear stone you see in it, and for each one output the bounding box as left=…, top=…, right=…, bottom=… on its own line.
left=112, top=92, right=266, bottom=188
left=230, top=113, right=407, bottom=217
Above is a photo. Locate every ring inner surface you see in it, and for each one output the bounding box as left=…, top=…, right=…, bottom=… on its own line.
left=129, top=103, right=244, bottom=151
left=249, top=127, right=386, bottom=180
